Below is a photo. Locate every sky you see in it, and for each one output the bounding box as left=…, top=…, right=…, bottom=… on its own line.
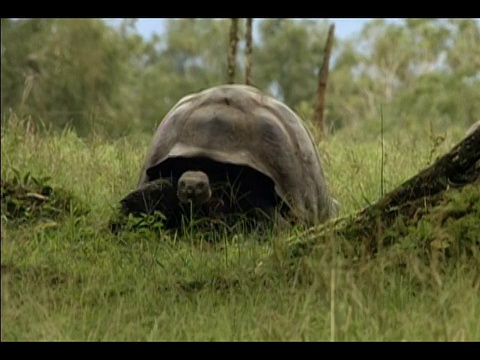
left=104, top=18, right=399, bottom=40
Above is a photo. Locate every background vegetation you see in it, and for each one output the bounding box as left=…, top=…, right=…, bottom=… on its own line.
left=1, top=18, right=479, bottom=341
left=2, top=18, right=479, bottom=138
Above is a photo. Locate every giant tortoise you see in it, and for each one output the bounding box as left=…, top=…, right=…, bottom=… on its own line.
left=117, top=84, right=339, bottom=230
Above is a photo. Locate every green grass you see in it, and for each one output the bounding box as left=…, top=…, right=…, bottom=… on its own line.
left=1, top=115, right=479, bottom=341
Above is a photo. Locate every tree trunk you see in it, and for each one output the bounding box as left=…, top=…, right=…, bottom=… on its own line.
left=245, top=18, right=253, bottom=86
left=314, top=24, right=335, bottom=138
left=227, top=18, right=239, bottom=84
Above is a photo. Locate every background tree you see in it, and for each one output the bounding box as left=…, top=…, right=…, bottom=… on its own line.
left=314, top=23, right=335, bottom=136
left=1, top=19, right=53, bottom=117
left=1, top=18, right=141, bottom=137
left=245, top=18, right=253, bottom=85
left=227, top=18, right=239, bottom=84
left=253, top=19, right=330, bottom=111
left=136, top=19, right=231, bottom=132
left=327, top=19, right=480, bottom=134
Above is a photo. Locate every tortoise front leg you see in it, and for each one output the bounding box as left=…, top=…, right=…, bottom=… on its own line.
left=110, top=178, right=179, bottom=233
left=120, top=178, right=176, bottom=217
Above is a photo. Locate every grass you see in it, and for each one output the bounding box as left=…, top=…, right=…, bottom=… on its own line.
left=1, top=115, right=479, bottom=341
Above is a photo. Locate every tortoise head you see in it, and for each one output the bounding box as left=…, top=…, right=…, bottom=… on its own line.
left=177, top=170, right=212, bottom=206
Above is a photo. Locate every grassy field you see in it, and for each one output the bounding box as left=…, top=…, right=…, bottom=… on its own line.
left=1, top=115, right=479, bottom=341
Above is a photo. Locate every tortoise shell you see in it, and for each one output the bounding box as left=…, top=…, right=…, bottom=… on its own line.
left=137, top=84, right=338, bottom=224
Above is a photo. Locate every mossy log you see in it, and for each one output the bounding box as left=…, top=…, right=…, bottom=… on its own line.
left=374, top=126, right=480, bottom=211
left=289, top=126, right=480, bottom=257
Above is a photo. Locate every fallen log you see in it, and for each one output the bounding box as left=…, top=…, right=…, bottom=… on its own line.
left=374, top=125, right=480, bottom=211
left=288, top=126, right=480, bottom=257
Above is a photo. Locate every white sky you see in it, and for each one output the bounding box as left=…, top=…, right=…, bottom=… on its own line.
left=104, top=18, right=401, bottom=40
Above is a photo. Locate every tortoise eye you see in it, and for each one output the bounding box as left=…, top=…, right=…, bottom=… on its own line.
left=179, top=180, right=186, bottom=188
left=196, top=182, right=205, bottom=190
